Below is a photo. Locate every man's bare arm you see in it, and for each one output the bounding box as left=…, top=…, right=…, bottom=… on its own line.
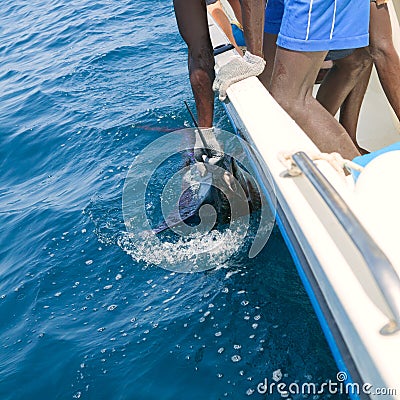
left=241, top=0, right=266, bottom=57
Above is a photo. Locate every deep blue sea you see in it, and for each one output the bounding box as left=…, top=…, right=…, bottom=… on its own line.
left=0, top=1, right=346, bottom=399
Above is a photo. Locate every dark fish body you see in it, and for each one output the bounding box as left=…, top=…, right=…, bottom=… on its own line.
left=153, top=153, right=261, bottom=234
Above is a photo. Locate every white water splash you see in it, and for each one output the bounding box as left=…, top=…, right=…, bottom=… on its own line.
left=117, top=225, right=248, bottom=273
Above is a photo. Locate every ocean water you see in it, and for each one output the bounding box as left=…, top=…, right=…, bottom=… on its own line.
left=0, top=1, right=346, bottom=399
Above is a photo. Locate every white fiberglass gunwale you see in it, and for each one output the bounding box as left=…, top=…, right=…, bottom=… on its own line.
left=208, top=3, right=400, bottom=398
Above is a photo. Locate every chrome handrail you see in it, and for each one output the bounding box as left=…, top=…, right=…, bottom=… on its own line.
left=292, top=151, right=400, bottom=335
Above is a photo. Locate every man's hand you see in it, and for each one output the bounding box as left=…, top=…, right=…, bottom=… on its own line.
left=213, top=51, right=266, bottom=101
left=194, top=127, right=224, bottom=176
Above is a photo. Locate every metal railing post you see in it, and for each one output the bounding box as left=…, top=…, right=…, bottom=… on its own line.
left=292, top=151, right=400, bottom=335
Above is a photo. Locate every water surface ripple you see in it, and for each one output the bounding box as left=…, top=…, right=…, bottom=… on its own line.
left=0, top=1, right=345, bottom=399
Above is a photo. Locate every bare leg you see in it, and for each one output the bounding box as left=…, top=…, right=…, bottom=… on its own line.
left=319, top=0, right=400, bottom=150
left=369, top=2, right=400, bottom=120
left=339, top=62, right=373, bottom=154
left=317, top=48, right=372, bottom=116
left=270, top=47, right=361, bottom=159
left=259, top=32, right=277, bottom=90
left=173, top=0, right=214, bottom=127
left=240, top=0, right=266, bottom=57
left=227, top=0, right=243, bottom=26
left=207, top=1, right=243, bottom=55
